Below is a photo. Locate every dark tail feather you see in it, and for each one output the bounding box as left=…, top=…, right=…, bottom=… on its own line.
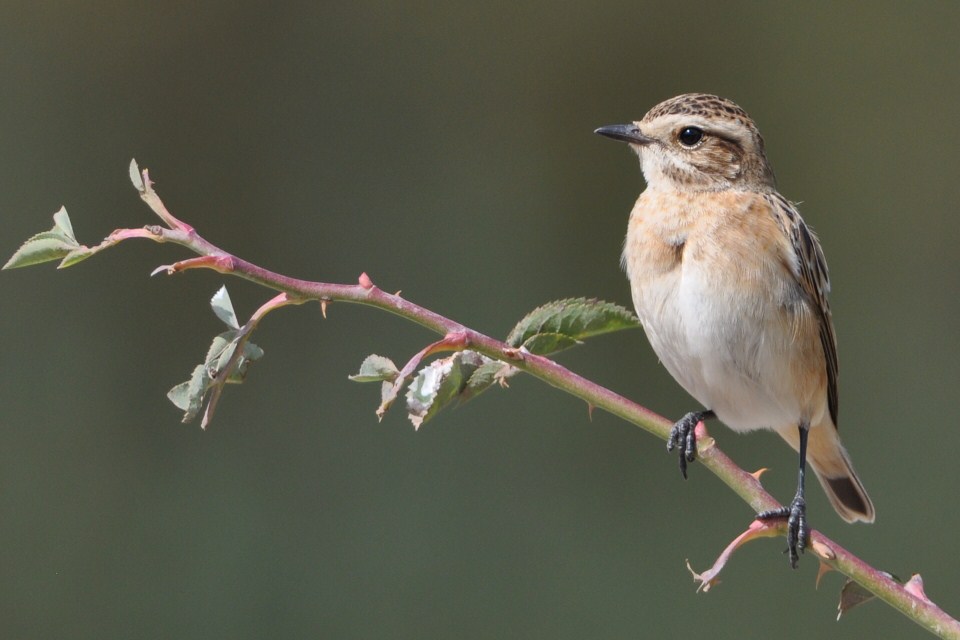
left=779, top=421, right=875, bottom=523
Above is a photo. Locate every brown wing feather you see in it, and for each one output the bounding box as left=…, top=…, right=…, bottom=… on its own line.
left=767, top=194, right=839, bottom=427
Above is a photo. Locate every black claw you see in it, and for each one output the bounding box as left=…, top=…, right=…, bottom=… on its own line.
left=757, top=495, right=809, bottom=568
left=667, top=410, right=713, bottom=480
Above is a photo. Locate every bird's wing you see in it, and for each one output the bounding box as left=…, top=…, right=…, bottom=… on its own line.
left=766, top=193, right=839, bottom=428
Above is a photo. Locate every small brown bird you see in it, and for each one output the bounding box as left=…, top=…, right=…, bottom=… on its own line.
left=596, top=93, right=874, bottom=567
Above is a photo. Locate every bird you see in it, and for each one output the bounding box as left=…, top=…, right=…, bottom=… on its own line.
left=595, top=93, right=874, bottom=567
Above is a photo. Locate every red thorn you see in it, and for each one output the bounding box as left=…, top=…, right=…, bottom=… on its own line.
left=905, top=574, right=932, bottom=602
left=359, top=272, right=374, bottom=289
left=815, top=560, right=833, bottom=589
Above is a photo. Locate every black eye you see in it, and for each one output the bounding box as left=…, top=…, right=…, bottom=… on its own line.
left=677, top=127, right=704, bottom=147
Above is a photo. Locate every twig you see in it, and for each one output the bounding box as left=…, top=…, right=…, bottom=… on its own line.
left=12, top=165, right=960, bottom=638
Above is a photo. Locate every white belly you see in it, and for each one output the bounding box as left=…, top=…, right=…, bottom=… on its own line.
left=634, top=270, right=801, bottom=431
left=629, top=255, right=813, bottom=433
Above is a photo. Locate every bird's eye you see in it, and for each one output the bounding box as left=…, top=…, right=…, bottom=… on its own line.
left=677, top=127, right=704, bottom=147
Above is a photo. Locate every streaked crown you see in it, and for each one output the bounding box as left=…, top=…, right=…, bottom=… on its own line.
left=597, top=93, right=776, bottom=192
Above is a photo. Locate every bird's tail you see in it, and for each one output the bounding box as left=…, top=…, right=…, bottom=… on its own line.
left=778, top=420, right=875, bottom=524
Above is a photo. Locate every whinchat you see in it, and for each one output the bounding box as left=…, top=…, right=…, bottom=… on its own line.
left=596, top=93, right=874, bottom=567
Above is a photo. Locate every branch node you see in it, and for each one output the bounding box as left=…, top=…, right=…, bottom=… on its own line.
left=502, top=347, right=524, bottom=360
left=443, top=331, right=469, bottom=348
left=905, top=574, right=932, bottom=603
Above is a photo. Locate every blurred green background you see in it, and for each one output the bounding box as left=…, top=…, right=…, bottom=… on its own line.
left=2, top=2, right=958, bottom=638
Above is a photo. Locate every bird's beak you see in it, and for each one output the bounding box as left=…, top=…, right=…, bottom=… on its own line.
left=594, top=124, right=654, bottom=146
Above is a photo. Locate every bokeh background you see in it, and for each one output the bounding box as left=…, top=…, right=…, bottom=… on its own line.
left=2, top=2, right=958, bottom=638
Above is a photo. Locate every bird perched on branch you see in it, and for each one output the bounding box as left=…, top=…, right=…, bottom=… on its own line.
left=596, top=93, right=874, bottom=567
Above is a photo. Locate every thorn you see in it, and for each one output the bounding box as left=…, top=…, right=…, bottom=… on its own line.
left=586, top=403, right=596, bottom=421
left=815, top=560, right=834, bottom=589
left=393, top=290, right=402, bottom=296
left=359, top=272, right=374, bottom=289
left=905, top=574, right=931, bottom=602
left=320, top=300, right=328, bottom=319
left=750, top=467, right=769, bottom=480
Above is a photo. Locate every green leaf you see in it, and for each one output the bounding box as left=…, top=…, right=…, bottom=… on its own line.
left=377, top=380, right=403, bottom=420
left=404, top=351, right=490, bottom=429
left=243, top=341, right=265, bottom=361
left=204, top=331, right=238, bottom=370
left=58, top=246, right=97, bottom=269
left=406, top=354, right=466, bottom=430
left=4, top=207, right=84, bottom=270
left=506, top=298, right=640, bottom=355
left=225, top=341, right=264, bottom=383
left=4, top=234, right=78, bottom=269
left=52, top=206, right=77, bottom=242
left=167, top=364, right=210, bottom=422
left=210, top=286, right=240, bottom=329
left=129, top=159, right=145, bottom=193
left=167, top=330, right=265, bottom=425
left=349, top=354, right=400, bottom=383
left=460, top=358, right=515, bottom=403
left=519, top=332, right=580, bottom=355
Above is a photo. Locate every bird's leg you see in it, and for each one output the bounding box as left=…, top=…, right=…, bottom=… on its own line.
left=667, top=410, right=715, bottom=479
left=757, top=421, right=810, bottom=568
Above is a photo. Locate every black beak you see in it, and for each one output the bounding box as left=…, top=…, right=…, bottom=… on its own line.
left=594, top=124, right=654, bottom=146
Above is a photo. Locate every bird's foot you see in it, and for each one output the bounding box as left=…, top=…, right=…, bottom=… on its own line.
left=757, top=494, right=808, bottom=568
left=667, top=411, right=706, bottom=479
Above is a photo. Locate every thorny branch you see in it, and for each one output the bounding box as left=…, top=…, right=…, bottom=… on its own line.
left=6, top=162, right=959, bottom=639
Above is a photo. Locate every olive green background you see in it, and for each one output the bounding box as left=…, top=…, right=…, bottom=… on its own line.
left=2, top=2, right=958, bottom=638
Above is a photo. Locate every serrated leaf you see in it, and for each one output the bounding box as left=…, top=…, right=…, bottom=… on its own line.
left=203, top=330, right=262, bottom=381
left=204, top=331, right=238, bottom=370
left=167, top=364, right=210, bottom=422
left=210, top=286, right=240, bottom=329
left=520, top=332, right=580, bottom=355
left=58, top=246, right=97, bottom=269
left=405, top=351, right=489, bottom=429
left=506, top=298, right=640, bottom=355
left=129, top=159, right=145, bottom=192
left=460, top=359, right=515, bottom=403
left=243, top=341, right=264, bottom=361
left=349, top=354, right=400, bottom=383
left=225, top=341, right=264, bottom=383
left=214, top=339, right=240, bottom=374
left=3, top=232, right=79, bottom=269
left=52, top=206, right=77, bottom=242
left=377, top=379, right=404, bottom=420
left=406, top=357, right=461, bottom=430
left=168, top=331, right=265, bottom=425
